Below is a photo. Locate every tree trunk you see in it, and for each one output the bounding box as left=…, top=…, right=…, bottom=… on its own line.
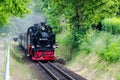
left=75, top=6, right=80, bottom=30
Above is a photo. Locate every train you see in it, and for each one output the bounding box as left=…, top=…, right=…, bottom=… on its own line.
left=18, top=22, right=57, bottom=61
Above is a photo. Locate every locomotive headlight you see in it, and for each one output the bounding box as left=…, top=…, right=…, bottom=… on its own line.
left=53, top=45, right=56, bottom=48
left=53, top=44, right=57, bottom=48
left=53, top=43, right=58, bottom=48
left=32, top=45, right=35, bottom=48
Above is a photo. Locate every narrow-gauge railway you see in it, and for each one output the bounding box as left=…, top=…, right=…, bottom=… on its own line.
left=38, top=61, right=75, bottom=80
left=18, top=45, right=86, bottom=80
left=17, top=22, right=86, bottom=80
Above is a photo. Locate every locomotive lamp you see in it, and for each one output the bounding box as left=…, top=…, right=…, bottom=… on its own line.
left=32, top=45, right=35, bottom=48
left=53, top=43, right=58, bottom=48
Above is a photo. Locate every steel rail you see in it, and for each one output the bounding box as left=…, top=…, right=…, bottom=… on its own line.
left=38, top=62, right=60, bottom=80
left=48, top=62, right=75, bottom=80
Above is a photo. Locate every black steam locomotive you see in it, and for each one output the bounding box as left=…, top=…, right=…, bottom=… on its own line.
left=18, top=22, right=57, bottom=60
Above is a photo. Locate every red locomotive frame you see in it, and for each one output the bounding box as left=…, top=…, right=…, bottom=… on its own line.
left=28, top=44, right=56, bottom=60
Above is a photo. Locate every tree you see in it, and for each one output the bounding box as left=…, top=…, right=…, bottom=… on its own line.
left=81, top=0, right=120, bottom=27
left=35, top=0, right=120, bottom=30
left=34, top=0, right=120, bottom=48
left=0, top=0, right=30, bottom=26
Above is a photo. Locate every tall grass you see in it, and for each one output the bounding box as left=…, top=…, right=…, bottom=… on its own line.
left=56, top=28, right=120, bottom=80
left=10, top=42, right=32, bottom=80
left=79, top=30, right=106, bottom=53
left=56, top=27, right=120, bottom=63
left=79, top=29, right=120, bottom=63
left=56, top=30, right=79, bottom=60
left=56, top=31, right=72, bottom=60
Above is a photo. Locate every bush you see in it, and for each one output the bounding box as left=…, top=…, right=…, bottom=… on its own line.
left=79, top=29, right=120, bottom=63
left=66, top=34, right=79, bottom=49
left=79, top=29, right=107, bottom=54
left=102, top=17, right=120, bottom=34
left=100, top=42, right=120, bottom=62
left=56, top=31, right=77, bottom=60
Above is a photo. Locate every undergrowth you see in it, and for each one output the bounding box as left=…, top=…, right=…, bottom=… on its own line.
left=56, top=29, right=120, bottom=63
left=56, top=31, right=73, bottom=60
left=10, top=42, right=32, bottom=80
left=53, top=28, right=120, bottom=80
left=102, top=17, right=120, bottom=34
left=79, top=29, right=120, bottom=63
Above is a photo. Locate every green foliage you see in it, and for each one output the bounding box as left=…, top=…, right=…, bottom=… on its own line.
left=34, top=0, right=120, bottom=63
left=36, top=0, right=120, bottom=31
left=56, top=31, right=72, bottom=60
left=79, top=30, right=106, bottom=54
left=81, top=0, right=120, bottom=27
left=115, top=74, right=120, bottom=80
left=0, top=0, right=30, bottom=25
left=102, top=17, right=120, bottom=34
left=34, top=0, right=81, bottom=34
left=65, top=33, right=78, bottom=49
left=79, top=29, right=120, bottom=63
left=34, top=0, right=120, bottom=49
left=100, top=42, right=120, bottom=62
left=47, top=16, right=62, bottom=33
left=0, top=12, right=9, bottom=25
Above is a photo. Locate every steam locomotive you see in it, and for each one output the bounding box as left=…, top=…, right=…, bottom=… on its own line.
left=18, top=22, right=57, bottom=61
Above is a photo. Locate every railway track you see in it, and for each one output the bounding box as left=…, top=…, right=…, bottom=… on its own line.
left=38, top=61, right=75, bottom=80
left=19, top=45, right=86, bottom=80
left=18, top=43, right=86, bottom=80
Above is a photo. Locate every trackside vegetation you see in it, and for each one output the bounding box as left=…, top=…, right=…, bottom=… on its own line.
left=102, top=17, right=120, bottom=34
left=56, top=28, right=120, bottom=79
left=0, top=0, right=120, bottom=80
left=56, top=27, right=120, bottom=63
left=35, top=0, right=120, bottom=79
left=0, top=0, right=30, bottom=26
left=10, top=42, right=44, bottom=80
left=52, top=11, right=120, bottom=64
left=0, top=39, right=6, bottom=80
left=10, top=42, right=32, bottom=80
left=79, top=29, right=120, bottom=63
left=34, top=0, right=120, bottom=63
